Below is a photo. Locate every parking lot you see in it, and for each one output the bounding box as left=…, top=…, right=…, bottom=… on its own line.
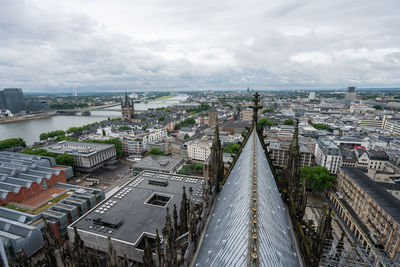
left=69, top=160, right=135, bottom=192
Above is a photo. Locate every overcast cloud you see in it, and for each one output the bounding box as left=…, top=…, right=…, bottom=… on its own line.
left=0, top=0, right=399, bottom=91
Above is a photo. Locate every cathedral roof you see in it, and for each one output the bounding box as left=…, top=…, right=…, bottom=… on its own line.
left=195, top=127, right=301, bottom=266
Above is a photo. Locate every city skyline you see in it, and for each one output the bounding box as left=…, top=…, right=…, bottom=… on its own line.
left=1, top=0, right=400, bottom=91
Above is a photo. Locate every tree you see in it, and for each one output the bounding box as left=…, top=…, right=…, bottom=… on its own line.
left=87, top=138, right=123, bottom=158
left=21, top=148, right=57, bottom=158
left=159, top=116, right=165, bottom=122
left=311, top=122, right=331, bottom=131
left=167, top=129, right=171, bottom=136
left=102, top=129, right=106, bottom=136
left=283, top=119, right=294, bottom=125
left=66, top=126, right=87, bottom=134
left=0, top=138, right=26, bottom=151
left=263, top=108, right=273, bottom=113
left=55, top=153, right=75, bottom=167
left=199, top=103, right=211, bottom=111
left=223, top=143, right=240, bottom=154
left=39, top=130, right=66, bottom=140
left=258, top=117, right=276, bottom=130
left=185, top=117, right=196, bottom=125
left=300, top=166, right=335, bottom=192
left=148, top=148, right=165, bottom=156
left=174, top=117, right=196, bottom=130
left=177, top=163, right=204, bottom=175
left=373, top=104, right=383, bottom=110
left=184, top=133, right=190, bottom=139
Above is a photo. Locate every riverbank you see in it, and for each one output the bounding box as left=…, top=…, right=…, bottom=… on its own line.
left=0, top=113, right=56, bottom=124
left=0, top=94, right=187, bottom=144
left=155, top=94, right=176, bottom=101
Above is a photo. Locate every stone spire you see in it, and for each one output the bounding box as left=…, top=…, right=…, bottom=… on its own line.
left=208, top=117, right=224, bottom=191
left=155, top=229, right=162, bottom=266
left=173, top=204, right=178, bottom=238
left=162, top=207, right=176, bottom=266
left=250, top=92, right=262, bottom=126
left=179, top=186, right=188, bottom=234
left=188, top=187, right=195, bottom=243
left=143, top=236, right=155, bottom=267
left=285, top=118, right=301, bottom=199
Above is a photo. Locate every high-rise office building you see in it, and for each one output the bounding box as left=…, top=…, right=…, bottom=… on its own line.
left=0, top=88, right=26, bottom=113
left=346, top=86, right=356, bottom=101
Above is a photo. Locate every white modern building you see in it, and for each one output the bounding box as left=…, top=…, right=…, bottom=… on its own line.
left=384, top=120, right=400, bottom=136
left=314, top=139, right=342, bottom=174
left=187, top=140, right=212, bottom=162
left=119, top=129, right=167, bottom=157
left=41, top=141, right=116, bottom=172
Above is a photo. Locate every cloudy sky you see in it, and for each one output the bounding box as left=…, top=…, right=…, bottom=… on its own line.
left=0, top=0, right=399, bottom=92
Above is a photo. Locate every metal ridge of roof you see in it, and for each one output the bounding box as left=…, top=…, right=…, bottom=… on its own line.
left=195, top=127, right=301, bottom=266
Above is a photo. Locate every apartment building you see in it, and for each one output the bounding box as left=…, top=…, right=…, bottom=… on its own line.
left=120, top=129, right=167, bottom=157
left=358, top=115, right=387, bottom=129
left=330, top=167, right=400, bottom=260
left=187, top=140, right=212, bottom=162
left=384, top=120, right=400, bottom=136
left=268, top=141, right=313, bottom=169
left=314, top=138, right=342, bottom=174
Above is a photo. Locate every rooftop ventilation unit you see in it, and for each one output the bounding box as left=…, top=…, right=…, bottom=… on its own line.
left=148, top=179, right=168, bottom=187
left=93, top=218, right=122, bottom=229
left=159, top=160, right=170, bottom=167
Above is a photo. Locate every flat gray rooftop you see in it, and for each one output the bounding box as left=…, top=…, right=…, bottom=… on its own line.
left=132, top=155, right=182, bottom=172
left=41, top=141, right=114, bottom=157
left=71, top=171, right=204, bottom=245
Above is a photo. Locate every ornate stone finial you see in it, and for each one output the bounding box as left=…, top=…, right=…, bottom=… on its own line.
left=189, top=187, right=193, bottom=197
left=250, top=92, right=262, bottom=125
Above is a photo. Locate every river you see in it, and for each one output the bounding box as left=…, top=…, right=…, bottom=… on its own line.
left=0, top=94, right=187, bottom=145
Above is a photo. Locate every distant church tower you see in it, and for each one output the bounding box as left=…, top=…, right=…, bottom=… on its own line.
left=121, top=93, right=134, bottom=121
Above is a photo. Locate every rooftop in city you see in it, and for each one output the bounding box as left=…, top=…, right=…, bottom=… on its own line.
left=132, top=155, right=183, bottom=173
left=70, top=171, right=204, bottom=246
left=41, top=141, right=114, bottom=156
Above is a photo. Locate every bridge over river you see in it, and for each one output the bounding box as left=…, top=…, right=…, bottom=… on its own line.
left=56, top=103, right=121, bottom=115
